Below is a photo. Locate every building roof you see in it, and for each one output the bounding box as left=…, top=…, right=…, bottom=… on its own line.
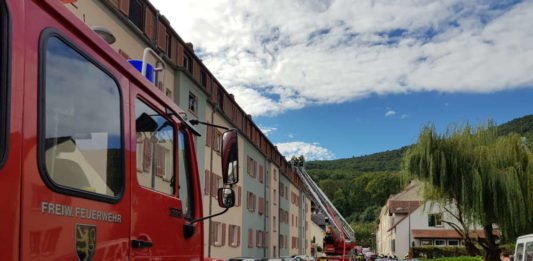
left=388, top=200, right=422, bottom=215
left=412, top=229, right=498, bottom=239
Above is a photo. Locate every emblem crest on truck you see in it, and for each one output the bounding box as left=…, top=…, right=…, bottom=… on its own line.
left=76, top=224, right=96, bottom=261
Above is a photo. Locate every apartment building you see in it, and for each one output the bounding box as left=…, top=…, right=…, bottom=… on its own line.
left=64, top=0, right=312, bottom=258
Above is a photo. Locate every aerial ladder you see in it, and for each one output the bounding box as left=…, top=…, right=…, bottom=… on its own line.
left=291, top=161, right=356, bottom=261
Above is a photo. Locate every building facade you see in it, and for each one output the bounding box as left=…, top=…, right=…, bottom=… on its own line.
left=377, top=181, right=491, bottom=258
left=65, top=0, right=313, bottom=258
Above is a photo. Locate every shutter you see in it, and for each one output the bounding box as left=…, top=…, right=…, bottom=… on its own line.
left=206, top=126, right=211, bottom=147
left=118, top=0, right=129, bottom=15
left=253, top=194, right=256, bottom=212
left=204, top=170, right=210, bottom=195
left=171, top=37, right=178, bottom=65
left=157, top=20, right=166, bottom=50
left=228, top=225, right=234, bottom=246
left=221, top=223, right=227, bottom=246
left=144, top=7, right=155, bottom=40
left=237, top=186, right=242, bottom=207
left=210, top=222, right=216, bottom=245
left=237, top=226, right=241, bottom=247
left=246, top=192, right=249, bottom=210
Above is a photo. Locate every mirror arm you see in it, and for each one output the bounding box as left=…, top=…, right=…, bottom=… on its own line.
left=189, top=119, right=230, bottom=131
left=188, top=207, right=230, bottom=224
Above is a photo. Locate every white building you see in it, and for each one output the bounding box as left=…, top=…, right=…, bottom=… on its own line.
left=377, top=181, right=489, bottom=258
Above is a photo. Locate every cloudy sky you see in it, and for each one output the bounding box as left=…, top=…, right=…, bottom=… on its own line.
left=151, top=0, right=533, bottom=160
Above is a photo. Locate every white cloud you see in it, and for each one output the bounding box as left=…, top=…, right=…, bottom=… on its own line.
left=288, top=134, right=294, bottom=138
left=385, top=110, right=396, bottom=117
left=258, top=125, right=277, bottom=136
left=151, top=0, right=533, bottom=117
left=275, top=141, right=335, bottom=161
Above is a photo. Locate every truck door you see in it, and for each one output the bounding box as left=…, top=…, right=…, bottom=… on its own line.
left=131, top=93, right=203, bottom=260
left=20, top=12, right=131, bottom=259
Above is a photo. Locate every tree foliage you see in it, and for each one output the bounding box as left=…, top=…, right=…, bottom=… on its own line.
left=403, top=123, right=533, bottom=261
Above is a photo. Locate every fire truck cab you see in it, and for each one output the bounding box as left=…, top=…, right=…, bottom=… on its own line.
left=0, top=0, right=239, bottom=260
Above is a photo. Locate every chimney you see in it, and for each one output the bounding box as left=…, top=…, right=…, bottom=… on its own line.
left=185, top=42, right=194, bottom=51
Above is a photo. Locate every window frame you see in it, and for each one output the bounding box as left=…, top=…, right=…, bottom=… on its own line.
left=177, top=127, right=196, bottom=220
left=37, top=29, right=125, bottom=203
left=0, top=0, right=11, bottom=168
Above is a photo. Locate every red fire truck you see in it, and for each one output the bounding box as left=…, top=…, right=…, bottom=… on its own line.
left=0, top=0, right=239, bottom=260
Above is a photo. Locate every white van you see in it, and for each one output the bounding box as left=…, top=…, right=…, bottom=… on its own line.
left=515, top=234, right=533, bottom=261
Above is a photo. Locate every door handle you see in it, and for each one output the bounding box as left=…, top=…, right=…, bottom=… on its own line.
left=132, top=239, right=153, bottom=249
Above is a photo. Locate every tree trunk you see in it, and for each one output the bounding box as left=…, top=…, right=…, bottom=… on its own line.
left=464, top=238, right=480, bottom=256
left=482, top=224, right=500, bottom=261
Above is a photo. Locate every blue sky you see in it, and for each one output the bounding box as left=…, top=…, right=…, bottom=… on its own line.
left=151, top=0, right=533, bottom=160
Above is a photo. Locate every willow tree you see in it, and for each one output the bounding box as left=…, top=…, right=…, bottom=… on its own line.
left=403, top=123, right=533, bottom=261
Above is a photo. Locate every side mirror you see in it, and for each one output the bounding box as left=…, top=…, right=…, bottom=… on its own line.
left=221, top=129, right=238, bottom=185
left=217, top=188, right=235, bottom=208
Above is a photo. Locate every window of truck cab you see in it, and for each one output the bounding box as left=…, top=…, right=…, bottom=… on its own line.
left=135, top=98, right=175, bottom=196
left=39, top=31, right=124, bottom=202
left=0, top=0, right=10, bottom=168
left=134, top=98, right=195, bottom=219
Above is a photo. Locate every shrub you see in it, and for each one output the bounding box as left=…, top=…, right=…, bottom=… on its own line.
left=424, top=256, right=483, bottom=261
left=412, top=247, right=470, bottom=259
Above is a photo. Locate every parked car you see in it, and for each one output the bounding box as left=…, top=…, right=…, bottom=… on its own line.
left=515, top=234, right=533, bottom=261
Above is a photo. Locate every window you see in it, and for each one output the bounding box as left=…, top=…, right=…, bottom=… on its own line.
left=135, top=99, right=174, bottom=196
left=516, top=243, right=524, bottom=261
left=183, top=52, right=192, bottom=74
left=448, top=240, right=460, bottom=246
left=201, top=70, right=207, bottom=88
left=273, top=216, right=277, bottom=231
left=211, top=222, right=225, bottom=246
left=274, top=169, right=277, bottom=180
left=259, top=165, right=264, bottom=183
left=0, top=0, right=9, bottom=167
left=188, top=92, right=197, bottom=114
left=428, top=213, right=443, bottom=227
left=247, top=191, right=256, bottom=212
left=420, top=239, right=433, bottom=246
left=217, top=87, right=224, bottom=109
left=214, top=130, right=222, bottom=153
left=256, top=230, right=263, bottom=247
left=128, top=0, right=144, bottom=29
left=165, top=31, right=171, bottom=57
left=229, top=225, right=240, bottom=247
left=40, top=35, right=123, bottom=200
left=273, top=189, right=277, bottom=205
left=248, top=228, right=254, bottom=248
left=435, top=239, right=446, bottom=246
left=526, top=242, right=533, bottom=261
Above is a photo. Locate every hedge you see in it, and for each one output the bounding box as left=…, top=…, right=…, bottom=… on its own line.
left=424, top=256, right=483, bottom=261
left=412, top=247, right=470, bottom=259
